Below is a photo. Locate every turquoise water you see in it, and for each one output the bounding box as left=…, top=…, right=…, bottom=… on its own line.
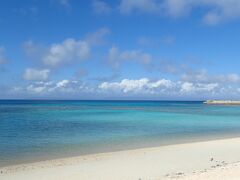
left=1, top=100, right=240, bottom=166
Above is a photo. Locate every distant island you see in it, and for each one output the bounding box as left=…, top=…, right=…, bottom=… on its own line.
left=204, top=100, right=240, bottom=105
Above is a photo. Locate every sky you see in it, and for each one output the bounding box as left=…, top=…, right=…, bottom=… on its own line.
left=1, top=0, right=240, bottom=100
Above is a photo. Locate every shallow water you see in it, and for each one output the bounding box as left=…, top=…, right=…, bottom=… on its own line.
left=1, top=100, right=240, bottom=166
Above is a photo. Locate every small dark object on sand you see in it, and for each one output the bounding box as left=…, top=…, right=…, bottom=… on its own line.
left=210, top=158, right=214, bottom=161
left=176, top=172, right=184, bottom=175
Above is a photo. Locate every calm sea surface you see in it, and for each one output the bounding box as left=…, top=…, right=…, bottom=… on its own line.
left=1, top=100, right=240, bottom=166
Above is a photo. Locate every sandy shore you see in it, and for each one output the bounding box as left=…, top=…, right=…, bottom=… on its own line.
left=1, top=138, right=240, bottom=180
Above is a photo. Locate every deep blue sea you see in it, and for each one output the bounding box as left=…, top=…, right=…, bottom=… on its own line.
left=1, top=100, right=240, bottom=166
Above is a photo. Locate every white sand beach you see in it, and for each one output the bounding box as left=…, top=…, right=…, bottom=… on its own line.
left=1, top=137, right=240, bottom=180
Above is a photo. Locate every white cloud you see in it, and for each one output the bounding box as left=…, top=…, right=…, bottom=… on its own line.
left=23, top=28, right=110, bottom=69
left=108, top=47, right=152, bottom=68
left=99, top=78, right=149, bottom=93
left=119, top=0, right=240, bottom=25
left=0, top=46, right=8, bottom=65
left=23, top=68, right=50, bottom=81
left=23, top=39, right=90, bottom=68
left=92, top=0, right=112, bottom=14
left=182, top=82, right=219, bottom=93
left=99, top=78, right=175, bottom=94
left=149, top=79, right=174, bottom=89
left=43, top=39, right=90, bottom=67
left=27, top=84, right=47, bottom=93
left=99, top=78, right=220, bottom=95
left=14, top=80, right=92, bottom=95
left=11, top=73, right=240, bottom=99
left=180, top=82, right=194, bottom=92
left=180, top=82, right=218, bottom=93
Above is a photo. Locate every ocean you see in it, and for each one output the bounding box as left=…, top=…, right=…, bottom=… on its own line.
left=1, top=100, right=240, bottom=166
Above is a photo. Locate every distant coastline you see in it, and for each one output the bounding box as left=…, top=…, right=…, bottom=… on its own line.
left=204, top=100, right=240, bottom=105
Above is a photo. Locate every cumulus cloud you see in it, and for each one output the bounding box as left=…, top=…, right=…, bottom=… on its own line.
left=108, top=47, right=152, bottom=68
left=99, top=78, right=218, bottom=95
left=92, top=0, right=112, bottom=14
left=11, top=71, right=240, bottom=99
left=42, top=39, right=90, bottom=67
left=23, top=39, right=90, bottom=68
left=99, top=78, right=150, bottom=93
left=16, top=80, right=92, bottom=95
left=119, top=0, right=240, bottom=25
left=98, top=72, right=240, bottom=96
left=99, top=78, right=176, bottom=94
left=23, top=68, right=50, bottom=81
left=23, top=28, right=110, bottom=69
left=180, top=82, right=218, bottom=93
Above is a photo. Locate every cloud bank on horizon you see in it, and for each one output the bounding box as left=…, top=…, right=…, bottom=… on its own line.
left=1, top=0, right=240, bottom=100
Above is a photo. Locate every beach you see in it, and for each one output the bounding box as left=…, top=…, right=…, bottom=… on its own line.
left=1, top=137, right=240, bottom=180
left=1, top=100, right=240, bottom=179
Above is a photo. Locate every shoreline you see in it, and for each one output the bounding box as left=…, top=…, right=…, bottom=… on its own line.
left=2, top=137, right=240, bottom=179
left=2, top=131, right=240, bottom=168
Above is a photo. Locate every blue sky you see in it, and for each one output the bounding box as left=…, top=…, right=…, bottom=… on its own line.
left=1, top=0, right=240, bottom=100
